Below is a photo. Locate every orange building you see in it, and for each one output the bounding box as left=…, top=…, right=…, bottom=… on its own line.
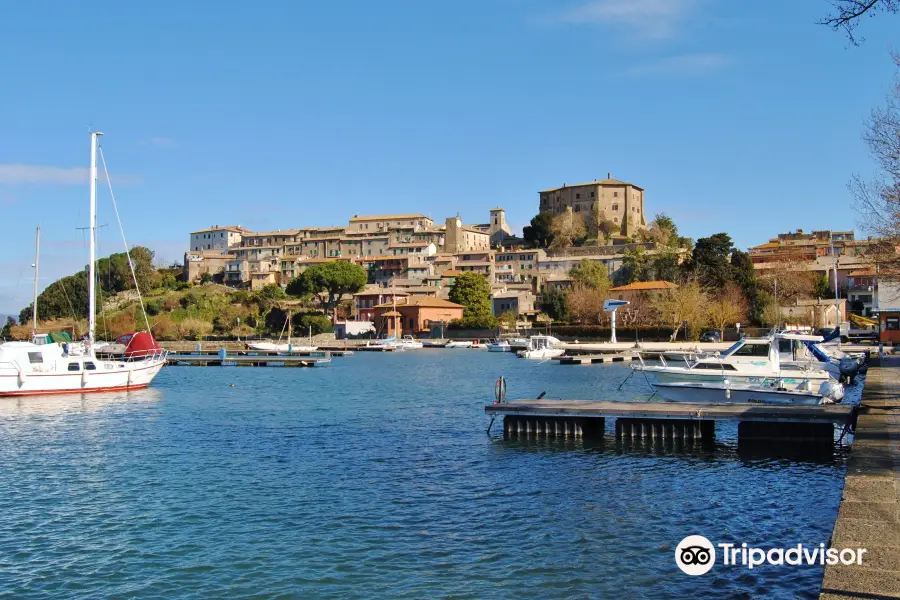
left=373, top=296, right=465, bottom=335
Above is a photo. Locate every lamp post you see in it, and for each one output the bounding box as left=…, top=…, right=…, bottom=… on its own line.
left=236, top=318, right=241, bottom=342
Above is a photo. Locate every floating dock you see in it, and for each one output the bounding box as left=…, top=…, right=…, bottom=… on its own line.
left=167, top=352, right=333, bottom=367
left=556, top=352, right=634, bottom=365
left=486, top=399, right=854, bottom=443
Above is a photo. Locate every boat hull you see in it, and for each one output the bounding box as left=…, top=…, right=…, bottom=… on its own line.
left=643, top=368, right=831, bottom=391
left=0, top=358, right=165, bottom=397
left=652, top=382, right=827, bottom=405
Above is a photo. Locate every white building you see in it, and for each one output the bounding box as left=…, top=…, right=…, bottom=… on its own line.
left=190, top=225, right=245, bottom=252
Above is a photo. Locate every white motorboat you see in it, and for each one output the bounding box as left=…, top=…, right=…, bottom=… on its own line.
left=486, top=340, right=511, bottom=352
left=652, top=379, right=845, bottom=405
left=634, top=333, right=835, bottom=391
left=0, top=132, right=167, bottom=397
left=392, top=335, right=424, bottom=350
left=517, top=335, right=565, bottom=360
left=445, top=340, right=474, bottom=348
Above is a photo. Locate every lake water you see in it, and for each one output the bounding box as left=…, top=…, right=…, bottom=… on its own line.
left=0, top=351, right=851, bottom=599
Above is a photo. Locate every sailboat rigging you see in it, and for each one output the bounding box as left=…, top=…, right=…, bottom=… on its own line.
left=0, top=132, right=167, bottom=396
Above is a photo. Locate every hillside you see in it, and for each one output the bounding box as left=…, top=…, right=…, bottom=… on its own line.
left=10, top=281, right=328, bottom=342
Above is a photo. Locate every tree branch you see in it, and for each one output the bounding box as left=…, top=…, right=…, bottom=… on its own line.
left=819, top=0, right=898, bottom=45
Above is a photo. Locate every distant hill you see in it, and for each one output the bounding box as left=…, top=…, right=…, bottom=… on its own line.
left=0, top=314, right=14, bottom=324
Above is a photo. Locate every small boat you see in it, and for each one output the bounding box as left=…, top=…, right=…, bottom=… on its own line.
left=249, top=313, right=317, bottom=353
left=392, top=335, right=423, bottom=350
left=445, top=340, right=474, bottom=348
left=652, top=378, right=845, bottom=405
left=517, top=335, right=565, bottom=360
left=248, top=342, right=318, bottom=353
left=486, top=340, right=511, bottom=352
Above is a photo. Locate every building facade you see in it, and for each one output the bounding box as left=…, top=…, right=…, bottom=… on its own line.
left=190, top=225, right=245, bottom=252
left=538, top=175, right=647, bottom=237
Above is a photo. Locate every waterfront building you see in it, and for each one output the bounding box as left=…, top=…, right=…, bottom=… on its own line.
left=874, top=280, right=900, bottom=344
left=354, top=288, right=409, bottom=321
left=373, top=296, right=464, bottom=336
left=491, top=290, right=536, bottom=317
left=538, top=175, right=647, bottom=237
left=847, top=269, right=877, bottom=317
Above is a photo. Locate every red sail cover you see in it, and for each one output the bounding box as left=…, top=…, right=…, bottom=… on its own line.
left=123, top=332, right=162, bottom=358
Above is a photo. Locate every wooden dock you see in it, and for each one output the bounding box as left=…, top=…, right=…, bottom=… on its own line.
left=486, top=399, right=855, bottom=442
left=557, top=352, right=634, bottom=365
left=167, top=352, right=332, bottom=367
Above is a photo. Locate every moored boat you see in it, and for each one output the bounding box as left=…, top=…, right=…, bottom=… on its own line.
left=0, top=132, right=167, bottom=396
left=652, top=379, right=845, bottom=405
left=517, top=335, right=565, bottom=360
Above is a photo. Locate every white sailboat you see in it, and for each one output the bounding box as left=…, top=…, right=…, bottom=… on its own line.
left=249, top=313, right=317, bottom=352
left=0, top=132, right=167, bottom=396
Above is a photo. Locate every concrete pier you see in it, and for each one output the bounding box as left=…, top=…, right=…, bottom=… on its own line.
left=820, top=356, right=900, bottom=599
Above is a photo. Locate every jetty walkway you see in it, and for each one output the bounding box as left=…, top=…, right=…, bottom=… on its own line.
left=820, top=355, right=900, bottom=599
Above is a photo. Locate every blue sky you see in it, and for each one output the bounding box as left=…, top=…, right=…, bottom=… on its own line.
left=0, top=0, right=897, bottom=315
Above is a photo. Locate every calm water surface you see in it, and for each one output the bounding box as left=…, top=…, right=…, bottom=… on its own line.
left=0, top=351, right=851, bottom=599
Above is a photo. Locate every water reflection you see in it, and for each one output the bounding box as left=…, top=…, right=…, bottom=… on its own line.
left=0, top=387, right=163, bottom=417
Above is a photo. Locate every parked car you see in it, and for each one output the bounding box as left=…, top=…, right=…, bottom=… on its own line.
left=699, top=331, right=721, bottom=343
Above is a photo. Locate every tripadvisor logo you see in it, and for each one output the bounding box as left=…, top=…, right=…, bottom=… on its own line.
left=676, top=535, right=715, bottom=576
left=675, top=535, right=868, bottom=575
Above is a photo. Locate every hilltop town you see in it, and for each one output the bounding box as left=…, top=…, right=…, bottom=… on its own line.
left=182, top=174, right=892, bottom=339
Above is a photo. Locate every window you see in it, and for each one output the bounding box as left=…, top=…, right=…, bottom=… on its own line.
left=612, top=204, right=619, bottom=211
left=591, top=191, right=595, bottom=198
left=27, top=352, right=43, bottom=364
left=575, top=193, right=580, bottom=199
left=887, top=317, right=900, bottom=331
left=729, top=343, right=770, bottom=357
left=614, top=192, right=618, bottom=197
left=67, top=362, right=81, bottom=372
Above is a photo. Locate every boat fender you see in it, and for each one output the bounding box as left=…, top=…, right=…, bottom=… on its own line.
left=127, top=368, right=134, bottom=387
left=494, top=376, right=507, bottom=404
left=17, top=370, right=26, bottom=386
left=81, top=369, right=89, bottom=386
left=819, top=381, right=845, bottom=403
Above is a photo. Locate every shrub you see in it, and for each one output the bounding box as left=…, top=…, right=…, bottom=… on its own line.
left=152, top=316, right=179, bottom=340
left=177, top=318, right=213, bottom=340
left=145, top=299, right=164, bottom=316
left=298, top=313, right=332, bottom=335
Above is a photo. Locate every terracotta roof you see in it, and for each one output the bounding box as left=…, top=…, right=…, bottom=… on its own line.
left=849, top=269, right=876, bottom=276
left=349, top=214, right=429, bottom=222
left=243, top=229, right=302, bottom=237
left=609, top=281, right=678, bottom=291
left=373, top=296, right=464, bottom=309
left=540, top=178, right=642, bottom=193
left=190, top=225, right=247, bottom=234
left=441, top=270, right=462, bottom=277
left=353, top=290, right=407, bottom=297
left=381, top=310, right=402, bottom=317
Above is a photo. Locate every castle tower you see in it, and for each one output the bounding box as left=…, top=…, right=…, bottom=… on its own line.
left=488, top=208, right=512, bottom=245
left=444, top=216, right=464, bottom=254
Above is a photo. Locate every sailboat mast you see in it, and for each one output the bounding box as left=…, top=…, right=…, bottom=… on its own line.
left=88, top=131, right=102, bottom=348
left=31, top=226, right=40, bottom=337
left=831, top=232, right=841, bottom=346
